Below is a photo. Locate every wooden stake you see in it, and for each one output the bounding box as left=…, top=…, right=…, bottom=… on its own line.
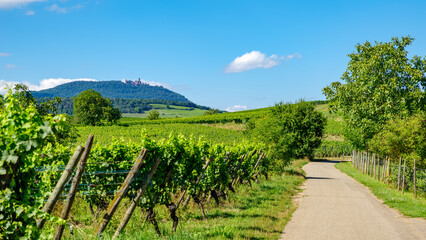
left=53, top=134, right=94, bottom=240
left=112, top=158, right=161, bottom=240
left=402, top=158, right=406, bottom=194
left=397, top=157, right=401, bottom=191
left=36, top=145, right=85, bottom=229
left=413, top=158, right=417, bottom=198
left=95, top=148, right=148, bottom=238
left=231, top=155, right=245, bottom=187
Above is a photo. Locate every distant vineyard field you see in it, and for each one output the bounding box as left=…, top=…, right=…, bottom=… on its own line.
left=77, top=123, right=249, bottom=145
left=118, top=107, right=272, bottom=125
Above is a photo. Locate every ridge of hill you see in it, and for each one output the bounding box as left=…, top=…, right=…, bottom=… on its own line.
left=31, top=80, right=190, bottom=102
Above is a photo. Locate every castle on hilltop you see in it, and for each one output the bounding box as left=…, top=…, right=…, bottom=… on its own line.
left=124, top=78, right=148, bottom=86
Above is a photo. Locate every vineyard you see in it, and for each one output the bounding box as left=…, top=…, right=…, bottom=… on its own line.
left=76, top=123, right=248, bottom=145
left=118, top=107, right=271, bottom=125
left=4, top=129, right=272, bottom=239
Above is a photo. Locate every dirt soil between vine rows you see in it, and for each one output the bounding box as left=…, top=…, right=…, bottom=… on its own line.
left=280, top=160, right=426, bottom=240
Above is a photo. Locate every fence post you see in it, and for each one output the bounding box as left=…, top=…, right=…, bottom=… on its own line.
left=112, top=157, right=161, bottom=240
left=413, top=158, right=417, bottom=198
left=231, top=155, right=246, bottom=187
left=36, top=145, right=85, bottom=229
left=95, top=148, right=148, bottom=238
left=397, top=157, right=402, bottom=191
left=53, top=134, right=94, bottom=240
left=402, top=158, right=406, bottom=194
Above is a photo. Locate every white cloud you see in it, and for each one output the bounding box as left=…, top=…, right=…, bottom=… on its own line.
left=0, top=80, right=20, bottom=94
left=0, top=0, right=45, bottom=9
left=225, top=51, right=281, bottom=73
left=225, top=105, right=248, bottom=112
left=0, top=78, right=97, bottom=94
left=46, top=4, right=67, bottom=13
left=5, top=64, right=16, bottom=68
left=25, top=10, right=35, bottom=15
left=33, top=78, right=97, bottom=91
left=0, top=52, right=10, bottom=57
left=285, top=52, right=302, bottom=60
left=225, top=51, right=302, bottom=73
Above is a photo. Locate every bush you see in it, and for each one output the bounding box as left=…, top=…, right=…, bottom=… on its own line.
left=250, top=100, right=326, bottom=169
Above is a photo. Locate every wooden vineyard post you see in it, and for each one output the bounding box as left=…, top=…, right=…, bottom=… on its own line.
left=402, top=158, right=406, bottom=194
left=139, top=168, right=174, bottom=236
left=36, top=145, right=85, bottom=229
left=95, top=148, right=148, bottom=238
left=397, top=157, right=402, bottom=191
left=231, top=154, right=246, bottom=187
left=252, top=152, right=265, bottom=180
left=177, top=157, right=211, bottom=209
left=367, top=152, right=370, bottom=176
left=53, top=134, right=94, bottom=240
left=363, top=152, right=366, bottom=174
left=373, top=154, right=376, bottom=179
left=413, top=158, right=417, bottom=198
left=112, top=158, right=161, bottom=240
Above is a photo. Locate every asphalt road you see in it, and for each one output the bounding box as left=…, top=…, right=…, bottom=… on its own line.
left=280, top=160, right=426, bottom=240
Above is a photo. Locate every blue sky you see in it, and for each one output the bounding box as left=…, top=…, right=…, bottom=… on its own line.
left=1, top=0, right=426, bottom=111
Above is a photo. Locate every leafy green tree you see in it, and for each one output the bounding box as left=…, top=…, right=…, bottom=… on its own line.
left=251, top=100, right=326, bottom=168
left=204, top=109, right=219, bottom=115
left=147, top=110, right=161, bottom=120
left=323, top=36, right=426, bottom=149
left=73, top=89, right=121, bottom=126
left=369, top=114, right=425, bottom=166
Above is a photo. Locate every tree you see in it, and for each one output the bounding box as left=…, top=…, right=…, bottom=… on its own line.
left=73, top=89, right=121, bottom=126
left=147, top=110, right=160, bottom=120
left=250, top=100, right=326, bottom=169
left=323, top=36, right=426, bottom=149
left=369, top=114, right=425, bottom=165
left=203, top=108, right=219, bottom=115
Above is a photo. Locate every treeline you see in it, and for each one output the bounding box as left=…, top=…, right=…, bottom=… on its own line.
left=31, top=80, right=190, bottom=102
left=36, top=97, right=210, bottom=114
left=323, top=36, right=425, bottom=184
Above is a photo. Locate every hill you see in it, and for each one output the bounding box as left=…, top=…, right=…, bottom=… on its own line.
left=31, top=80, right=190, bottom=102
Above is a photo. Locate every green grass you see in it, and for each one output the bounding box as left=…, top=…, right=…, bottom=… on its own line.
left=335, top=162, right=426, bottom=218
left=60, top=160, right=308, bottom=240
left=77, top=123, right=249, bottom=145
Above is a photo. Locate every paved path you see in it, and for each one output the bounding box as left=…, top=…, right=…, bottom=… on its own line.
left=280, top=160, right=426, bottom=240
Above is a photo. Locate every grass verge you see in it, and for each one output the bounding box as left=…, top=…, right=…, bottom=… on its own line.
left=64, top=160, right=308, bottom=240
left=335, top=162, right=426, bottom=218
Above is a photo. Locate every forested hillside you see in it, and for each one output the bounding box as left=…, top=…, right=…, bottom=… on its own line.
left=36, top=97, right=210, bottom=114
left=31, top=80, right=190, bottom=102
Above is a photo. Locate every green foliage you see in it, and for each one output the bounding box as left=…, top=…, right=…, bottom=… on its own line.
left=203, top=108, right=219, bottom=115
left=147, top=110, right=161, bottom=120
left=36, top=97, right=210, bottom=115
left=323, top=36, right=426, bottom=149
left=78, top=132, right=267, bottom=223
left=314, top=141, right=353, bottom=157
left=73, top=89, right=121, bottom=126
left=369, top=114, right=425, bottom=165
left=0, top=89, right=68, bottom=240
left=77, top=123, right=248, bottom=145
left=119, top=107, right=272, bottom=125
left=0, top=84, right=62, bottom=116
left=250, top=100, right=326, bottom=168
